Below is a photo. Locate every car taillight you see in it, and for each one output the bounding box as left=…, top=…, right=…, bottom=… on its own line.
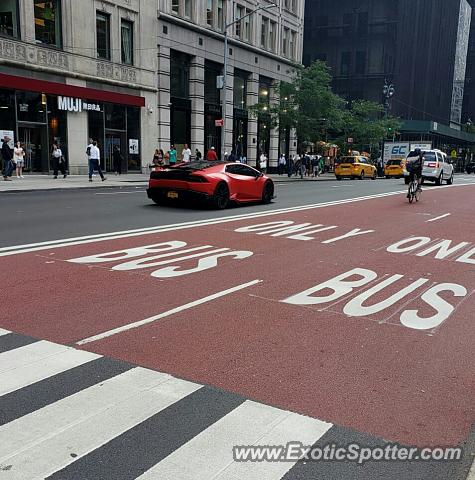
left=427, top=162, right=438, bottom=168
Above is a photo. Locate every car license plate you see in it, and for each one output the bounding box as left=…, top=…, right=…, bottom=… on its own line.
left=167, top=191, right=179, bottom=199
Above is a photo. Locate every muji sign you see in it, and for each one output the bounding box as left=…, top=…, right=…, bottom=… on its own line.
left=57, top=96, right=101, bottom=113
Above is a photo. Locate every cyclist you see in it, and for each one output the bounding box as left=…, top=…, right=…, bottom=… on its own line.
left=406, top=148, right=423, bottom=198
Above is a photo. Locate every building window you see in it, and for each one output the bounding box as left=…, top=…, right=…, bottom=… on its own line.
left=217, top=0, right=224, bottom=30
left=0, top=0, right=19, bottom=38
left=170, top=51, right=190, bottom=99
left=340, top=51, right=351, bottom=76
left=357, top=12, right=368, bottom=35
left=282, top=27, right=289, bottom=57
left=172, top=0, right=192, bottom=19
left=355, top=51, right=365, bottom=74
left=290, top=31, right=296, bottom=60
left=269, top=21, right=276, bottom=52
left=233, top=72, right=247, bottom=108
left=261, top=17, right=268, bottom=49
left=172, top=0, right=179, bottom=14
left=96, top=12, right=111, bottom=60
left=34, top=0, right=62, bottom=47
left=243, top=9, right=250, bottom=41
left=235, top=5, right=244, bottom=38
left=121, top=19, right=133, bottom=65
left=207, top=0, right=213, bottom=27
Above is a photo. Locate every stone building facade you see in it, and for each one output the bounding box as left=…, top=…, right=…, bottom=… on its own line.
left=0, top=0, right=157, bottom=174
left=157, top=0, right=304, bottom=168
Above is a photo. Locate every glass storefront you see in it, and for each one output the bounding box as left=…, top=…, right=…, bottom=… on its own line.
left=204, top=61, right=222, bottom=158
left=233, top=70, right=249, bottom=159
left=0, top=89, right=67, bottom=172
left=88, top=103, right=141, bottom=172
left=0, top=87, right=141, bottom=173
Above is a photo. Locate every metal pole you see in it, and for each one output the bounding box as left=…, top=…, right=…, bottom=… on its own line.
left=221, top=28, right=228, bottom=160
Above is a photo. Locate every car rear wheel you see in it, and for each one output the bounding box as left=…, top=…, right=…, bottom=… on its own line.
left=212, top=182, right=229, bottom=209
left=360, top=171, right=365, bottom=180
left=336, top=176, right=342, bottom=181
left=447, top=173, right=454, bottom=185
left=372, top=171, right=377, bottom=180
left=435, top=173, right=442, bottom=186
left=262, top=182, right=274, bottom=204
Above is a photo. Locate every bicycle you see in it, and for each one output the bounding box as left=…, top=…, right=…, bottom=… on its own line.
left=407, top=173, right=421, bottom=203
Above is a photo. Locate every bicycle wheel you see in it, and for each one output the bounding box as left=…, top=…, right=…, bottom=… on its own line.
left=415, top=187, right=421, bottom=202
left=408, top=182, right=416, bottom=203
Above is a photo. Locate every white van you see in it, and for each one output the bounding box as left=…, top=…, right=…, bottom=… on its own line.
left=404, top=149, right=454, bottom=185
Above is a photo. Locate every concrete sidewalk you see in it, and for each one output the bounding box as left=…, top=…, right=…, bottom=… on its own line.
left=0, top=173, right=149, bottom=192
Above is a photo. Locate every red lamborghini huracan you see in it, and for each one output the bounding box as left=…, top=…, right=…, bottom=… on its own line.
left=147, top=161, right=275, bottom=209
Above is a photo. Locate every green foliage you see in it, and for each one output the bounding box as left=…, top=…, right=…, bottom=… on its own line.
left=248, top=60, right=401, bottom=152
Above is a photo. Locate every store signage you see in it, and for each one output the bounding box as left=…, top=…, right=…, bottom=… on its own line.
left=57, top=96, right=101, bottom=113
left=215, top=119, right=224, bottom=127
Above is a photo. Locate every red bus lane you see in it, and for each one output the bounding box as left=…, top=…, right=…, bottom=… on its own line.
left=2, top=185, right=475, bottom=449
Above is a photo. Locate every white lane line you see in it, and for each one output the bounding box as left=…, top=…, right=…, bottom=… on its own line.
left=76, top=279, right=262, bottom=345
left=0, top=191, right=409, bottom=257
left=0, top=377, right=201, bottom=480
left=0, top=367, right=172, bottom=460
left=137, top=400, right=332, bottom=480
left=2, top=182, right=474, bottom=258
left=427, top=213, right=451, bottom=223
left=94, top=191, right=144, bottom=195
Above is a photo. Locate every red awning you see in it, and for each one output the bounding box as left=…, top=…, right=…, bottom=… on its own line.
left=0, top=73, right=145, bottom=107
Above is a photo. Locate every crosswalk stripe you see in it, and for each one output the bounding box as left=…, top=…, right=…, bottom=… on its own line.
left=0, top=332, right=38, bottom=354
left=137, top=400, right=332, bottom=480
left=0, top=376, right=201, bottom=480
left=0, top=357, right=134, bottom=426
left=0, top=367, right=173, bottom=461
left=0, top=342, right=100, bottom=396
left=47, top=387, right=246, bottom=480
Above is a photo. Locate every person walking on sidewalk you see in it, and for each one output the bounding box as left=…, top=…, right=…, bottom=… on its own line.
left=14, top=141, right=25, bottom=178
left=51, top=143, right=67, bottom=179
left=182, top=143, right=192, bottom=163
left=88, top=141, right=106, bottom=182
left=1, top=136, right=13, bottom=181
left=113, top=145, right=123, bottom=175
left=168, top=145, right=177, bottom=165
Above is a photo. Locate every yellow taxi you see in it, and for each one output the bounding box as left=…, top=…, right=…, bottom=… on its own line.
left=335, top=156, right=377, bottom=180
left=384, top=159, right=404, bottom=178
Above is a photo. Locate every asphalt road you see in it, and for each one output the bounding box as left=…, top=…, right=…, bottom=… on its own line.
left=2, top=175, right=475, bottom=479
left=0, top=176, right=413, bottom=247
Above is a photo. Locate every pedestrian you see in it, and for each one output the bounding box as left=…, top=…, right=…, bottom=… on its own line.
left=259, top=152, right=268, bottom=174
left=195, top=148, right=202, bottom=160
left=278, top=154, right=286, bottom=175
left=1, top=136, right=13, bottom=181
left=113, top=145, right=123, bottom=175
left=241, top=155, right=247, bottom=164
left=319, top=156, right=325, bottom=177
left=88, top=140, right=106, bottom=182
left=286, top=155, right=293, bottom=177
left=206, top=146, right=218, bottom=161
left=182, top=143, right=192, bottom=163
left=153, top=148, right=165, bottom=168
left=311, top=155, right=319, bottom=177
left=230, top=150, right=240, bottom=162
left=51, top=143, right=67, bottom=179
left=168, top=145, right=177, bottom=165
left=14, top=141, right=25, bottom=179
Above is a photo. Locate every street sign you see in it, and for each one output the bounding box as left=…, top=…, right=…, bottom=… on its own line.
left=215, top=119, right=224, bottom=127
left=347, top=137, right=353, bottom=144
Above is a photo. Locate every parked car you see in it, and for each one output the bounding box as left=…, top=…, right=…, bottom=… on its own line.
left=147, top=160, right=275, bottom=209
left=466, top=162, right=475, bottom=174
left=403, top=149, right=454, bottom=185
left=335, top=156, right=377, bottom=180
left=384, top=159, right=404, bottom=178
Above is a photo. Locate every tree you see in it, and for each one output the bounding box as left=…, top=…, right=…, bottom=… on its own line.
left=249, top=61, right=346, bottom=150
left=249, top=61, right=401, bottom=155
left=334, top=100, right=402, bottom=155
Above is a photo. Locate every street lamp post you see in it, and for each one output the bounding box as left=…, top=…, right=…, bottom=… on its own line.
left=220, top=1, right=277, bottom=160
left=382, top=79, right=395, bottom=118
